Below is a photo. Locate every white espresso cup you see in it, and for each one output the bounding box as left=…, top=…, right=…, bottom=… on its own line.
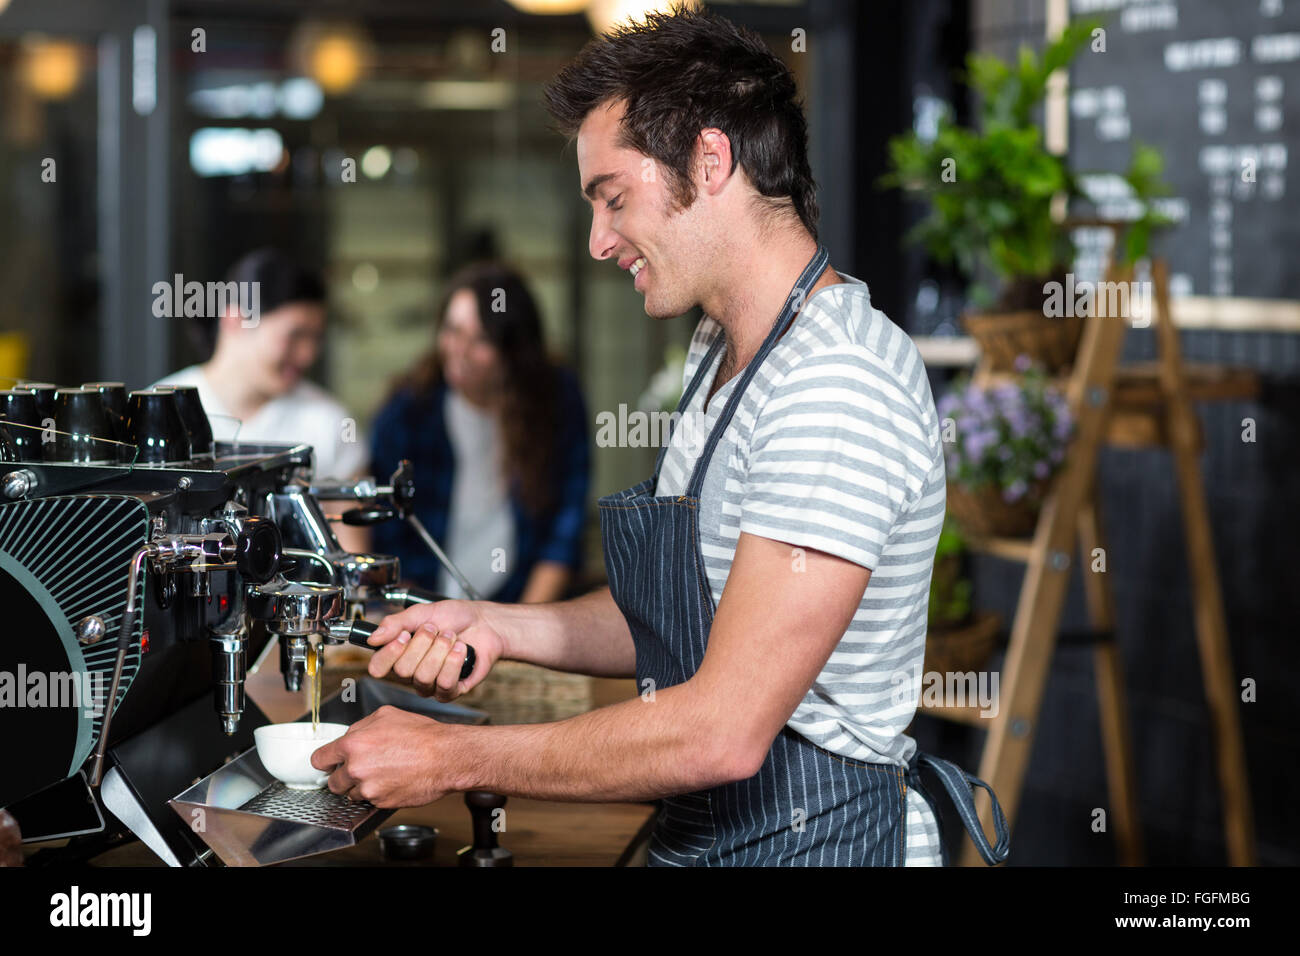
left=253, top=722, right=349, bottom=790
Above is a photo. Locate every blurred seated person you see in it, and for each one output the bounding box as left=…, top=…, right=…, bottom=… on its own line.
left=154, top=248, right=369, bottom=551
left=370, top=261, right=590, bottom=604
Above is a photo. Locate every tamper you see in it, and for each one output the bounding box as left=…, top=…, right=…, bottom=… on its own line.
left=457, top=790, right=513, bottom=867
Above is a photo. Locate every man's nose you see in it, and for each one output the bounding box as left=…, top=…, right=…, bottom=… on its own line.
left=588, top=208, right=617, bottom=262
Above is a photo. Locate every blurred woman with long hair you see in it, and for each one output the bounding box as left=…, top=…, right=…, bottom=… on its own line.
left=369, top=261, right=590, bottom=603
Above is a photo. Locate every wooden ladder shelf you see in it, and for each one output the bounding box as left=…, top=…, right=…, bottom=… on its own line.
left=922, top=252, right=1258, bottom=867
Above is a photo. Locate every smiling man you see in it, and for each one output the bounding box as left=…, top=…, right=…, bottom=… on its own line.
left=317, top=6, right=1009, bottom=867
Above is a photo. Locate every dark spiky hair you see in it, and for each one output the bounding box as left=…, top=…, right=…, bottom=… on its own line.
left=543, top=4, right=819, bottom=240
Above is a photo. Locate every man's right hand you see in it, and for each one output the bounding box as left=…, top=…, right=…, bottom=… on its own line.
left=366, top=600, right=506, bottom=702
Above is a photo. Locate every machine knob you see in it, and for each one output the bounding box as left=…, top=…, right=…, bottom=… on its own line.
left=390, top=460, right=415, bottom=515
left=340, top=505, right=396, bottom=526
left=2, top=469, right=37, bottom=500
left=234, top=517, right=281, bottom=583
left=76, top=615, right=107, bottom=646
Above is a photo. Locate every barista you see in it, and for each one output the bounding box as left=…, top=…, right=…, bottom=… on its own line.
left=314, top=9, right=1009, bottom=867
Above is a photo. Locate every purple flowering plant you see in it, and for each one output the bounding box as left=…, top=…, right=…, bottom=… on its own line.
left=937, top=354, right=1074, bottom=504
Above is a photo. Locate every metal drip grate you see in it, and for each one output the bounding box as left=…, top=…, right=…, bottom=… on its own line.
left=239, top=783, right=375, bottom=830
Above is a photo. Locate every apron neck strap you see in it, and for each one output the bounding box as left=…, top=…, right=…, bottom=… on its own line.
left=677, top=245, right=829, bottom=495
left=651, top=334, right=725, bottom=478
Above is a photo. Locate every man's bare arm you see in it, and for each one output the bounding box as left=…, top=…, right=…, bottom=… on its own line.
left=439, top=534, right=870, bottom=802
left=491, top=585, right=636, bottom=676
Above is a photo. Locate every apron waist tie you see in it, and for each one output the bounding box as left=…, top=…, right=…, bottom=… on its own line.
left=908, top=751, right=1011, bottom=866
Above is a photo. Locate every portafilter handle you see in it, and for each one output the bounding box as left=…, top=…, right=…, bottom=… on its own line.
left=325, top=618, right=476, bottom=682
left=387, top=586, right=477, bottom=680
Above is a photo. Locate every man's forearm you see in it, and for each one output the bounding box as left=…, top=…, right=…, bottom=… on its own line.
left=488, top=586, right=636, bottom=678
left=450, top=683, right=746, bottom=802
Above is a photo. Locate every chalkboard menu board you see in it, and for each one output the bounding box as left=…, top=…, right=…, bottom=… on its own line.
left=1068, top=0, right=1299, bottom=301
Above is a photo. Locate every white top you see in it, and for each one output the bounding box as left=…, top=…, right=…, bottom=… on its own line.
left=152, top=365, right=368, bottom=481
left=654, top=272, right=946, bottom=866
left=440, top=389, right=515, bottom=600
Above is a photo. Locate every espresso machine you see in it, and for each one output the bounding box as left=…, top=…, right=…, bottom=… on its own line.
left=0, top=383, right=505, bottom=867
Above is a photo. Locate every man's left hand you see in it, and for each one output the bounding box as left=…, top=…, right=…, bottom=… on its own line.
left=311, top=705, right=458, bottom=808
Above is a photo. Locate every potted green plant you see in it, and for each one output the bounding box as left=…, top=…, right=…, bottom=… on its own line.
left=925, top=512, right=1001, bottom=675
left=880, top=19, right=1170, bottom=372
left=937, top=356, right=1075, bottom=537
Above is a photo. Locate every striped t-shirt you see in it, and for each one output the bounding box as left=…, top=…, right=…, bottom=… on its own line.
left=653, top=271, right=946, bottom=866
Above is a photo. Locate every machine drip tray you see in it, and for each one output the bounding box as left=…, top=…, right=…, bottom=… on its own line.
left=239, top=782, right=378, bottom=830
left=169, top=679, right=487, bottom=866
left=169, top=746, right=387, bottom=866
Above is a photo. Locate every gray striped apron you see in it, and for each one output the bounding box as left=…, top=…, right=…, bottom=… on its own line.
left=598, top=245, right=1011, bottom=866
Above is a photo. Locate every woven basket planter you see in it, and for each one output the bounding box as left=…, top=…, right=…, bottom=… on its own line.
left=924, top=610, right=1002, bottom=677
left=946, top=479, right=1047, bottom=538
left=962, top=310, right=1084, bottom=374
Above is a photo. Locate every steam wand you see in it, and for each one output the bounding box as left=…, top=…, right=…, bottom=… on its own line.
left=403, top=512, right=483, bottom=602
left=323, top=461, right=485, bottom=602
left=89, top=544, right=154, bottom=786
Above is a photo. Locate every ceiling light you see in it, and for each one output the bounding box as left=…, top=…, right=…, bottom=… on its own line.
left=289, top=20, right=373, bottom=96
left=505, top=1, right=590, bottom=14
left=21, top=38, right=82, bottom=100
left=361, top=145, right=391, bottom=179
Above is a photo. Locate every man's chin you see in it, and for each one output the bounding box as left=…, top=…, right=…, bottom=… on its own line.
left=643, top=296, right=691, bottom=320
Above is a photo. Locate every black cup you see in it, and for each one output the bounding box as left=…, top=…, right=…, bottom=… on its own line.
left=0, top=389, right=47, bottom=461
left=154, top=384, right=214, bottom=458
left=54, top=388, right=118, bottom=463
left=14, top=382, right=58, bottom=423
left=125, top=388, right=192, bottom=465
left=81, top=382, right=129, bottom=441
left=0, top=419, right=18, bottom=463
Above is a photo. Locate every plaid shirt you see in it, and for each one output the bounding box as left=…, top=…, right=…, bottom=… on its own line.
left=368, top=367, right=590, bottom=602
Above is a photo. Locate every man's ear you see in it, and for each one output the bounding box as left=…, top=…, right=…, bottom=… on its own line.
left=695, top=128, right=734, bottom=197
